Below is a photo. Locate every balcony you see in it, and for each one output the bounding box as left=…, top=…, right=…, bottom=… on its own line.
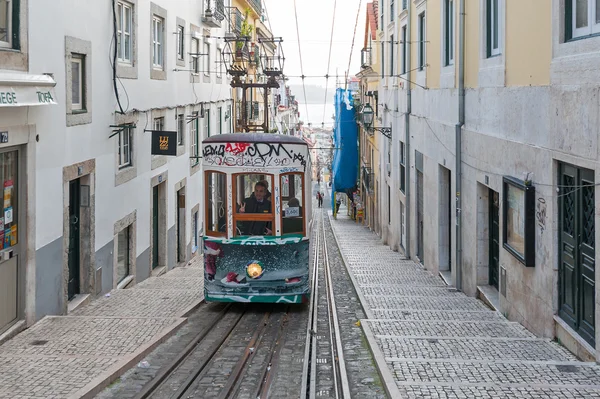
left=202, top=0, right=225, bottom=28
left=362, top=167, right=374, bottom=195
left=360, top=48, right=372, bottom=69
left=230, top=8, right=243, bottom=35
left=248, top=0, right=262, bottom=17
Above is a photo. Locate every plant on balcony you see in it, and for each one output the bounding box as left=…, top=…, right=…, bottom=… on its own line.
left=236, top=8, right=254, bottom=52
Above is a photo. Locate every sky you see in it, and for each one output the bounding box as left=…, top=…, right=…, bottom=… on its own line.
left=262, top=0, right=367, bottom=90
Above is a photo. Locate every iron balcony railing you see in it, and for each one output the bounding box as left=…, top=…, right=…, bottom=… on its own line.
left=362, top=167, right=374, bottom=195
left=230, top=8, right=243, bottom=34
left=204, top=0, right=225, bottom=19
left=361, top=48, right=372, bottom=68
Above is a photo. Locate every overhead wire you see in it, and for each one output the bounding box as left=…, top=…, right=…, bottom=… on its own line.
left=321, top=0, right=337, bottom=128
left=292, top=0, right=310, bottom=124
left=344, top=0, right=363, bottom=90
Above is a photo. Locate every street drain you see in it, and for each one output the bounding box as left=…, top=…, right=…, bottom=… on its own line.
left=556, top=365, right=579, bottom=373
left=30, top=340, right=48, bottom=346
left=427, top=339, right=439, bottom=344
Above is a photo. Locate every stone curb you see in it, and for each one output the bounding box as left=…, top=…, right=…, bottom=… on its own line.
left=360, top=319, right=403, bottom=399
left=68, top=317, right=188, bottom=399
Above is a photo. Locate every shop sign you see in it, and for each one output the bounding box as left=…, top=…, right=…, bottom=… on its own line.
left=0, top=132, right=7, bottom=143
left=151, top=131, right=177, bottom=156
left=0, top=86, right=58, bottom=107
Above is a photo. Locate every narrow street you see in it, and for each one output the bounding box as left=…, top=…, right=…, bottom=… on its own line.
left=1, top=186, right=600, bottom=398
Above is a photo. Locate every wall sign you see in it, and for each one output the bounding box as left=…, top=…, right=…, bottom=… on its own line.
left=0, top=132, right=8, bottom=143
left=503, top=176, right=536, bottom=267
left=151, top=131, right=177, bottom=156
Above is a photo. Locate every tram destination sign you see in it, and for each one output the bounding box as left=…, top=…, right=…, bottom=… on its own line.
left=151, top=130, right=177, bottom=156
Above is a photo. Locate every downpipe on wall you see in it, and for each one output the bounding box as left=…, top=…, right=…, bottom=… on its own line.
left=455, top=0, right=465, bottom=291
left=404, top=0, right=412, bottom=258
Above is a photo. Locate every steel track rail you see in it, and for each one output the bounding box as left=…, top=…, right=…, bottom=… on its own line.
left=322, top=209, right=352, bottom=399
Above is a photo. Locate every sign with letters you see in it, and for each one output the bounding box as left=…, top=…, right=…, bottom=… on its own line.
left=151, top=131, right=177, bottom=156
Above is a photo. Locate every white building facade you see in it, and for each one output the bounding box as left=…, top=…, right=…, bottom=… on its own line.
left=0, top=0, right=233, bottom=337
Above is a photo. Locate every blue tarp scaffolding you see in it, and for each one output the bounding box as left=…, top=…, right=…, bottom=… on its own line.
left=331, top=88, right=358, bottom=210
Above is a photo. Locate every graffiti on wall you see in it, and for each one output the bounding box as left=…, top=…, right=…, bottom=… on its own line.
left=536, top=197, right=547, bottom=234
left=203, top=142, right=307, bottom=171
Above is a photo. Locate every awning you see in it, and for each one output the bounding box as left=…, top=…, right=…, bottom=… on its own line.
left=0, top=73, right=58, bottom=107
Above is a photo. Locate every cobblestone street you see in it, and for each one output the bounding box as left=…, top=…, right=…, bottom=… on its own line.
left=0, top=257, right=204, bottom=399
left=330, top=205, right=600, bottom=398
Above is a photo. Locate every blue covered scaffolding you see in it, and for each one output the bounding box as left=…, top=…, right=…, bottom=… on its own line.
left=330, top=88, right=358, bottom=209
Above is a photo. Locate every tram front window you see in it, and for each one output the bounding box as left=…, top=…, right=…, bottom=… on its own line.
left=281, top=173, right=304, bottom=235
left=234, top=174, right=273, bottom=236
left=206, top=171, right=227, bottom=236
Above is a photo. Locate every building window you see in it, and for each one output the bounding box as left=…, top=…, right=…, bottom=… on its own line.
left=190, top=112, right=199, bottom=166
left=380, top=0, right=385, bottom=26
left=0, top=151, right=18, bottom=251
left=399, top=141, right=406, bottom=193
left=177, top=113, right=185, bottom=145
left=204, top=109, right=210, bottom=138
left=388, top=185, right=391, bottom=224
left=118, top=127, right=132, bottom=169
left=418, top=13, right=425, bottom=70
left=390, top=0, right=395, bottom=22
left=217, top=48, right=223, bottom=77
left=192, top=209, right=199, bottom=253
left=152, top=16, right=164, bottom=68
left=117, top=1, right=133, bottom=63
left=381, top=41, right=385, bottom=77
left=486, top=0, right=501, bottom=57
left=401, top=25, right=407, bottom=74
left=204, top=41, right=210, bottom=75
left=568, top=0, right=600, bottom=39
left=71, top=55, right=84, bottom=111
left=218, top=106, right=222, bottom=134
left=153, top=116, right=164, bottom=131
left=389, top=34, right=394, bottom=76
left=177, top=25, right=184, bottom=60
left=116, top=226, right=131, bottom=284
left=191, top=37, right=200, bottom=73
left=0, top=0, right=13, bottom=48
left=444, top=0, right=454, bottom=66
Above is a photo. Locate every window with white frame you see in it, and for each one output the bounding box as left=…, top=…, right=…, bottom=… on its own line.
left=153, top=116, right=164, bottom=131
left=177, top=25, right=184, bottom=60
left=204, top=41, right=210, bottom=75
left=381, top=41, right=385, bottom=77
left=203, top=109, right=210, bottom=138
left=152, top=15, right=164, bottom=68
left=401, top=25, right=407, bottom=74
left=380, top=0, right=385, bottom=26
left=191, top=37, right=200, bottom=73
left=568, top=0, right=600, bottom=39
left=390, top=0, right=395, bottom=22
left=190, top=112, right=199, bottom=166
left=118, top=127, right=133, bottom=168
left=399, top=141, right=406, bottom=193
left=418, top=12, right=426, bottom=70
left=444, top=0, right=454, bottom=66
left=71, top=54, right=84, bottom=111
left=0, top=0, right=12, bottom=48
left=218, top=106, right=222, bottom=134
left=117, top=1, right=133, bottom=63
left=389, top=34, right=394, bottom=76
left=177, top=113, right=185, bottom=145
left=217, top=48, right=223, bottom=77
left=486, top=0, right=501, bottom=57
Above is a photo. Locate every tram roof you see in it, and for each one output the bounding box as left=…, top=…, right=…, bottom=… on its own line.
left=202, top=132, right=308, bottom=146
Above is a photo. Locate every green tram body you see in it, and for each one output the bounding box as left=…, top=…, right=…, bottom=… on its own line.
left=201, top=133, right=313, bottom=304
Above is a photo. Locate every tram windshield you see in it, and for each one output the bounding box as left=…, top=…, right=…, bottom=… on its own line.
left=281, top=173, right=304, bottom=235
left=234, top=174, right=274, bottom=236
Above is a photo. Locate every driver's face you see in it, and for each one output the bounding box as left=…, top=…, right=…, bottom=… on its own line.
left=254, top=186, right=266, bottom=201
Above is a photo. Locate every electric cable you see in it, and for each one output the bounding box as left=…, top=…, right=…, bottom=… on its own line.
left=322, top=0, right=337, bottom=128
left=345, top=0, right=363, bottom=90
left=293, top=0, right=310, bottom=124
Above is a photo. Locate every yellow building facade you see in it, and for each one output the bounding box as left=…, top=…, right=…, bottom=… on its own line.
left=373, top=0, right=600, bottom=361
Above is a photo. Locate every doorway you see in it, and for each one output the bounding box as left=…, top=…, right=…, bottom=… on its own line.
left=177, top=188, right=186, bottom=263
left=439, top=166, right=451, bottom=271
left=152, top=185, right=159, bottom=269
left=489, top=188, right=500, bottom=290
left=68, top=179, right=81, bottom=300
left=559, top=163, right=596, bottom=347
left=416, top=171, right=424, bottom=262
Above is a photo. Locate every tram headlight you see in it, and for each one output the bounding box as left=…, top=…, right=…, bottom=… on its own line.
left=246, top=261, right=264, bottom=279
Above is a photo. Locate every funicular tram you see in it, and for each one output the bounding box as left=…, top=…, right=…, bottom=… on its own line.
left=201, top=133, right=312, bottom=303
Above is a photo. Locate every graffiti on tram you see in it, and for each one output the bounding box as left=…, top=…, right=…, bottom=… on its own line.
left=203, top=142, right=307, bottom=171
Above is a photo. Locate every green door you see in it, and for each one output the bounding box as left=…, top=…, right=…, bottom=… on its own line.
left=489, top=189, right=500, bottom=290
left=152, top=186, right=159, bottom=269
left=68, top=179, right=81, bottom=300
left=559, top=163, right=595, bottom=347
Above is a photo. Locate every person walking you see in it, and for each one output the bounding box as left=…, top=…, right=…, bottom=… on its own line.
left=318, top=192, right=323, bottom=208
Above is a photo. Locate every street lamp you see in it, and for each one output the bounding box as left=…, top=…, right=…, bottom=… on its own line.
left=362, top=103, right=374, bottom=128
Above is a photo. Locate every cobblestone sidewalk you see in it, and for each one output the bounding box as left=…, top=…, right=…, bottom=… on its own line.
left=0, top=257, right=204, bottom=399
left=330, top=209, right=600, bottom=398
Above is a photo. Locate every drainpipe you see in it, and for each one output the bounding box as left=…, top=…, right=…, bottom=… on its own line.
left=455, top=0, right=465, bottom=291
left=404, top=2, right=412, bottom=258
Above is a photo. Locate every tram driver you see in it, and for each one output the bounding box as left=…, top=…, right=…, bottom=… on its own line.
left=238, top=181, right=272, bottom=235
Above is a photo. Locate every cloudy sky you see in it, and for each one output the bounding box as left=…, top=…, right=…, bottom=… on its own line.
left=262, top=0, right=367, bottom=90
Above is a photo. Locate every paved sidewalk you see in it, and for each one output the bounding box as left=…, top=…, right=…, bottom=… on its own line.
left=0, top=257, right=204, bottom=399
left=330, top=209, right=600, bottom=398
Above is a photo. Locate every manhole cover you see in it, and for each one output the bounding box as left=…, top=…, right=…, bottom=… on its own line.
left=556, top=365, right=579, bottom=373
left=30, top=340, right=48, bottom=346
